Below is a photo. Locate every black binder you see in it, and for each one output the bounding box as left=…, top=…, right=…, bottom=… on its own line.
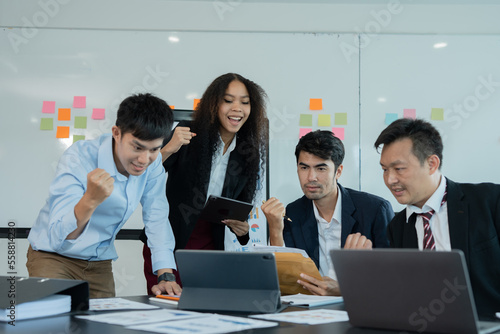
left=175, top=250, right=283, bottom=313
left=0, top=276, right=89, bottom=311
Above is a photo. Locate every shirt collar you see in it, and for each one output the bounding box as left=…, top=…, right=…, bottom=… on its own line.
left=217, top=134, right=237, bottom=156
left=313, top=185, right=342, bottom=224
left=98, top=134, right=128, bottom=182
left=406, top=175, right=446, bottom=221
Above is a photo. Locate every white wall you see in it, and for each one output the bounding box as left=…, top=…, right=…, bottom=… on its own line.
left=1, top=0, right=499, bottom=297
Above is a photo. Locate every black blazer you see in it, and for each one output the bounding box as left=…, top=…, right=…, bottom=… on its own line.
left=140, top=121, right=250, bottom=250
left=283, top=184, right=393, bottom=270
left=387, top=178, right=500, bottom=319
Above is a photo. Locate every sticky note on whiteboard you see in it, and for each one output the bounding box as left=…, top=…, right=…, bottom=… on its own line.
left=299, top=114, right=313, bottom=127
left=403, top=109, right=416, bottom=119
left=385, top=113, right=398, bottom=125
left=309, top=99, right=322, bottom=110
left=193, top=99, right=201, bottom=110
left=42, top=101, right=55, bottom=114
left=74, top=116, right=87, bottom=129
left=299, top=128, right=312, bottom=138
left=56, top=126, right=70, bottom=138
left=332, top=127, right=345, bottom=140
left=58, top=108, right=71, bottom=121
left=318, top=114, right=331, bottom=127
left=92, top=108, right=105, bottom=120
left=73, top=96, right=86, bottom=108
left=431, top=108, right=444, bottom=120
left=335, top=113, right=348, bottom=126
left=40, top=118, right=53, bottom=130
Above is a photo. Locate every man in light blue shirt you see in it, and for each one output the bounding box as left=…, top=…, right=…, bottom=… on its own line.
left=27, top=93, right=180, bottom=298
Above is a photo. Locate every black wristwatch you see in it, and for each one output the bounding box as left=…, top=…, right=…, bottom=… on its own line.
left=157, top=272, right=176, bottom=283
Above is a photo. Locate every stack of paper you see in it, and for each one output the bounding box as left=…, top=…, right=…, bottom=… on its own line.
left=1, top=294, right=71, bottom=321
left=281, top=293, right=343, bottom=307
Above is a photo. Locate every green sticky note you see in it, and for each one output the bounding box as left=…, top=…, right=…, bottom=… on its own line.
left=318, top=114, right=331, bottom=127
left=73, top=135, right=85, bottom=143
left=74, top=116, right=87, bottom=129
left=335, top=113, right=348, bottom=125
left=431, top=108, right=444, bottom=121
left=40, top=118, right=53, bottom=130
left=299, top=114, right=313, bottom=127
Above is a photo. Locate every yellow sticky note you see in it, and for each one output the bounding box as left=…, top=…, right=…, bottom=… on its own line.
left=193, top=99, right=201, bottom=110
left=56, top=126, right=70, bottom=138
left=318, top=114, right=331, bottom=127
left=58, top=108, right=71, bottom=121
left=309, top=99, right=323, bottom=110
left=431, top=108, right=444, bottom=121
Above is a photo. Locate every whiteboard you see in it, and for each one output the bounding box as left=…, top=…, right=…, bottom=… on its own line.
left=360, top=35, right=500, bottom=212
left=0, top=29, right=359, bottom=228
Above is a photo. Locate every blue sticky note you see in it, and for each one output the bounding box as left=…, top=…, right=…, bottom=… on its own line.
left=385, top=113, right=399, bottom=125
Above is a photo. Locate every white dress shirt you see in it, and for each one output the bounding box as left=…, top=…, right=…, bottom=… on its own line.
left=406, top=175, right=451, bottom=251
left=313, top=186, right=342, bottom=279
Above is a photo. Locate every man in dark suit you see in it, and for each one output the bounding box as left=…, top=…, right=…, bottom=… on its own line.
left=262, top=130, right=393, bottom=296
left=374, top=118, right=500, bottom=319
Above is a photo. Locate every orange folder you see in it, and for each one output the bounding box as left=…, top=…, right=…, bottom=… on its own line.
left=274, top=252, right=323, bottom=296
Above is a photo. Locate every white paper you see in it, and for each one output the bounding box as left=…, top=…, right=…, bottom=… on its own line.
left=128, top=314, right=278, bottom=334
left=250, top=243, right=309, bottom=258
left=496, top=312, right=500, bottom=319
left=89, top=297, right=159, bottom=311
left=250, top=309, right=349, bottom=325
left=281, top=293, right=343, bottom=307
left=76, top=309, right=199, bottom=326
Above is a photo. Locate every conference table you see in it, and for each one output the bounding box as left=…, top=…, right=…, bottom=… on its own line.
left=2, top=295, right=402, bottom=334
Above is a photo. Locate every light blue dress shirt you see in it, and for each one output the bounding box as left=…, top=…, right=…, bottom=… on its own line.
left=28, top=134, right=176, bottom=274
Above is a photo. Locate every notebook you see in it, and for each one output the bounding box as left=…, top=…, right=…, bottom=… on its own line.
left=330, top=249, right=500, bottom=334
left=175, top=250, right=283, bottom=313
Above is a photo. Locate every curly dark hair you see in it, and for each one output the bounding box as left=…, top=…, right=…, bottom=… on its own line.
left=190, top=73, right=269, bottom=203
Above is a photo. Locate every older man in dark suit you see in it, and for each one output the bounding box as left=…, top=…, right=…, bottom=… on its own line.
left=375, top=118, right=500, bottom=319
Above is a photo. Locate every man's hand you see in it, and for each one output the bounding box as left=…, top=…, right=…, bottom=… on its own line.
left=297, top=273, right=340, bottom=296
left=161, top=127, right=196, bottom=162
left=261, top=197, right=285, bottom=246
left=222, top=219, right=249, bottom=236
left=68, top=168, right=114, bottom=239
left=344, top=232, right=372, bottom=249
left=151, top=280, right=182, bottom=296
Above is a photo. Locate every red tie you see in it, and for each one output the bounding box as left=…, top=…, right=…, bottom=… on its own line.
left=417, top=190, right=447, bottom=250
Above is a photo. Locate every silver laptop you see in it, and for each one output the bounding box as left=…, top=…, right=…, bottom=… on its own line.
left=331, top=249, right=500, bottom=334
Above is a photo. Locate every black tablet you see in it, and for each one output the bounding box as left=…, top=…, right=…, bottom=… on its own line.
left=197, top=195, right=253, bottom=224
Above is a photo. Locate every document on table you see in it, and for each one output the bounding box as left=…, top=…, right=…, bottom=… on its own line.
left=281, top=293, right=343, bottom=307
left=250, top=243, right=310, bottom=258
left=250, top=309, right=349, bottom=325
left=89, top=297, right=159, bottom=311
left=76, top=309, right=199, bottom=326
left=128, top=314, right=278, bottom=334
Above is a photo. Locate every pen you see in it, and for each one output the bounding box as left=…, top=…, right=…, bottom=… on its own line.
left=155, top=295, right=180, bottom=301
left=262, top=200, right=292, bottom=222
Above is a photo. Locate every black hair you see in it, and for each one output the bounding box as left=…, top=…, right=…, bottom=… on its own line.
left=374, top=118, right=443, bottom=168
left=295, top=130, right=345, bottom=169
left=115, top=93, right=173, bottom=141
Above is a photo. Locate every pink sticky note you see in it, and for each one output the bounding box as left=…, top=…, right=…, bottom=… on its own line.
left=299, top=128, right=312, bottom=138
left=73, top=96, right=86, bottom=108
left=42, top=101, right=56, bottom=114
left=403, top=108, right=416, bottom=119
left=92, top=108, right=105, bottom=120
left=332, top=127, right=345, bottom=140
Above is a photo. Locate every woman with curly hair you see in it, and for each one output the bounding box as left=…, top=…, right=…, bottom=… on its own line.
left=141, top=73, right=269, bottom=294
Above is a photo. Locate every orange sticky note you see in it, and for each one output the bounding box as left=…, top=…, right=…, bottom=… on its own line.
left=309, top=99, right=323, bottom=110
left=193, top=99, right=200, bottom=110
left=58, top=108, right=71, bottom=121
left=56, top=126, right=70, bottom=138
left=170, top=105, right=175, bottom=110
